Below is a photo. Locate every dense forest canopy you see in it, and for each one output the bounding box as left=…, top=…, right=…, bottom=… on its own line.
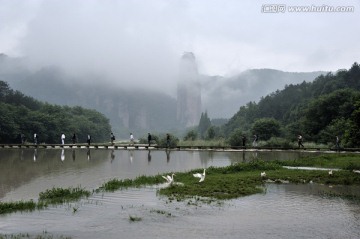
left=0, top=81, right=111, bottom=144
left=221, top=63, right=360, bottom=147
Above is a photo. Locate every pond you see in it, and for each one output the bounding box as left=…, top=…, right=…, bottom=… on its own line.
left=0, top=148, right=359, bottom=238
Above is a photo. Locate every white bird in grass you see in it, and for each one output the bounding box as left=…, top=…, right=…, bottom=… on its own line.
left=261, top=172, right=266, bottom=178
left=162, top=173, right=176, bottom=184
left=328, top=170, right=333, bottom=176
left=193, top=169, right=206, bottom=182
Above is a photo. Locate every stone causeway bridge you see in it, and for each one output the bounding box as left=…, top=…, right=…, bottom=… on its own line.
left=0, top=143, right=359, bottom=153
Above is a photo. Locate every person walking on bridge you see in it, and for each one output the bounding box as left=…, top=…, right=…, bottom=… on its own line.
left=130, top=133, right=134, bottom=145
left=61, top=133, right=65, bottom=145
left=298, top=134, right=304, bottom=148
left=148, top=133, right=152, bottom=147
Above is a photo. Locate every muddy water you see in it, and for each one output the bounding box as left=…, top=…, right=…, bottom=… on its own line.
left=1, top=148, right=359, bottom=238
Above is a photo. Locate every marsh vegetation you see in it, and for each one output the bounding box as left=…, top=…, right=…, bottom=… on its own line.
left=1, top=153, right=359, bottom=216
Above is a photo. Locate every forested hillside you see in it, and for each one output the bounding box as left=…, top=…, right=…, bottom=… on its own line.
left=223, top=63, right=360, bottom=147
left=0, top=81, right=111, bottom=144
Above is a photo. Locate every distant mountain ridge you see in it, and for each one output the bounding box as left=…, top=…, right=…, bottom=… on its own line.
left=0, top=53, right=326, bottom=137
left=201, top=69, right=326, bottom=118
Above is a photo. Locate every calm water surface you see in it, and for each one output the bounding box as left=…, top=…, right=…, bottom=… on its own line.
left=0, top=148, right=359, bottom=238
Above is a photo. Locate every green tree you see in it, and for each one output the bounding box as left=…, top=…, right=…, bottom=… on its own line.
left=0, top=80, right=112, bottom=144
left=251, top=118, right=281, bottom=141
left=198, top=111, right=211, bottom=139
left=184, top=129, right=197, bottom=141
left=343, top=100, right=360, bottom=147
left=302, top=89, right=359, bottom=141
left=206, top=126, right=216, bottom=140
left=227, top=128, right=245, bottom=147
left=157, top=133, right=179, bottom=147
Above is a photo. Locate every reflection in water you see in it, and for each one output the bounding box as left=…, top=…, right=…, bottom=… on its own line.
left=110, top=149, right=115, bottom=163
left=61, top=149, right=65, bottom=161
left=87, top=149, right=91, bottom=160
left=0, top=148, right=329, bottom=203
left=198, top=151, right=214, bottom=167
left=33, top=149, right=37, bottom=162
left=129, top=150, right=134, bottom=164
left=166, top=149, right=171, bottom=163
left=20, top=149, right=24, bottom=161
left=147, top=150, right=151, bottom=163
left=252, top=150, right=258, bottom=160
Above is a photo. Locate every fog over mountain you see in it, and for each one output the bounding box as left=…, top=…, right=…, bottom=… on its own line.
left=201, top=69, right=325, bottom=118
left=0, top=53, right=325, bottom=138
left=0, top=0, right=358, bottom=136
left=1, top=1, right=358, bottom=89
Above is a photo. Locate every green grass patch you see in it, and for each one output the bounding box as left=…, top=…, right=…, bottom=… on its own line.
left=275, top=153, right=360, bottom=170
left=0, top=187, right=90, bottom=215
left=39, top=187, right=91, bottom=204
left=96, top=158, right=360, bottom=203
left=0, top=200, right=47, bottom=215
left=96, top=175, right=164, bottom=192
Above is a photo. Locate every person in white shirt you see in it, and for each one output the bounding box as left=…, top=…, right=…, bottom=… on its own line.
left=130, top=133, right=134, bottom=145
left=61, top=133, right=65, bottom=145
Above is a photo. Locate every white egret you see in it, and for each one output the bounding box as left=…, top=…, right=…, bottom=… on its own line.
left=328, top=170, right=333, bottom=176
left=193, top=169, right=206, bottom=182
left=162, top=173, right=175, bottom=184
left=260, top=172, right=266, bottom=178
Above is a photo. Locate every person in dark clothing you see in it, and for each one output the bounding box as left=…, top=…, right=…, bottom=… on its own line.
left=87, top=134, right=91, bottom=146
left=20, top=133, right=25, bottom=144
left=335, top=135, right=340, bottom=151
left=72, top=133, right=77, bottom=144
left=148, top=133, right=152, bottom=147
left=110, top=132, right=115, bottom=145
left=166, top=133, right=171, bottom=148
left=242, top=136, right=246, bottom=147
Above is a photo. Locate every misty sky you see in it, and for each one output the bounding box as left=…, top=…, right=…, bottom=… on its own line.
left=1, top=0, right=359, bottom=93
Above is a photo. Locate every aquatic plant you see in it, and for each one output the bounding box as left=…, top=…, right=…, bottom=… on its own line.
left=129, top=215, right=142, bottom=222
left=96, top=175, right=163, bottom=192
left=150, top=209, right=172, bottom=217
left=0, top=231, right=71, bottom=239
left=38, top=187, right=91, bottom=204
left=0, top=200, right=47, bottom=215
